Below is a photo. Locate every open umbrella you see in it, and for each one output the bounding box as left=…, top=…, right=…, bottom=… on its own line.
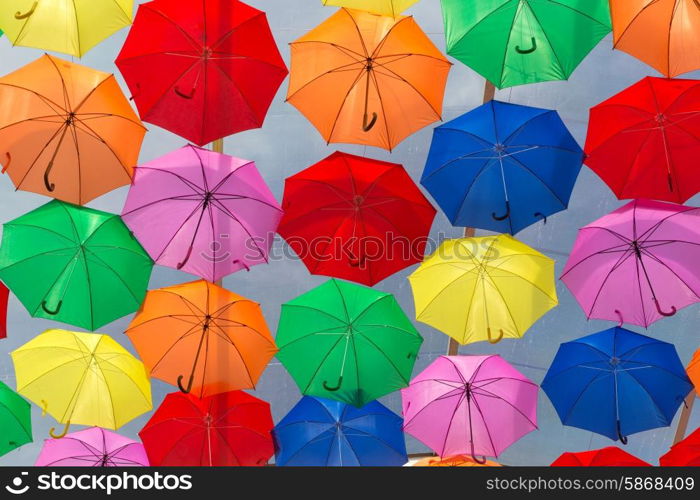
left=0, top=200, right=153, bottom=331
left=273, top=396, right=407, bottom=466
left=561, top=199, right=700, bottom=327
left=321, top=1, right=418, bottom=17
left=422, top=100, right=583, bottom=234
left=278, top=151, right=436, bottom=286
left=689, top=348, right=700, bottom=396
left=412, top=455, right=500, bottom=467
left=122, top=145, right=281, bottom=283
left=542, top=327, right=693, bottom=443
left=551, top=447, right=650, bottom=466
left=0, top=281, right=7, bottom=339
left=276, top=279, right=423, bottom=407
left=0, top=381, right=31, bottom=458
left=0, top=54, right=146, bottom=205
left=287, top=8, right=451, bottom=151
left=660, top=427, right=700, bottom=466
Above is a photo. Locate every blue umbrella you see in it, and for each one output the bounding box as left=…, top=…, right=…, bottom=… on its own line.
left=421, top=100, right=583, bottom=234
left=273, top=396, right=407, bottom=466
left=542, top=327, right=693, bottom=443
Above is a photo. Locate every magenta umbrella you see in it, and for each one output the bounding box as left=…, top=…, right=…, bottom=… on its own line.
left=122, top=145, right=282, bottom=282
left=35, top=427, right=149, bottom=467
left=561, top=199, right=700, bottom=327
left=401, top=355, right=538, bottom=462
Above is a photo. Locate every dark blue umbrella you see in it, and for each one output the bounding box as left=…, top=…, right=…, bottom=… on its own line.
left=421, top=100, right=583, bottom=234
left=542, top=327, right=693, bottom=443
left=272, top=396, right=407, bottom=466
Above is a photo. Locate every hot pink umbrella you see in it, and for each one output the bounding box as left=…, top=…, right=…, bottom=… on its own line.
left=122, top=145, right=282, bottom=282
left=35, top=427, right=149, bottom=467
left=401, top=355, right=538, bottom=462
left=561, top=199, right=700, bottom=327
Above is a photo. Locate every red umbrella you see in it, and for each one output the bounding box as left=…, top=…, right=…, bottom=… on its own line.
left=139, top=391, right=274, bottom=466
left=660, top=427, right=700, bottom=466
left=115, top=0, right=288, bottom=146
left=0, top=282, right=7, bottom=339
left=551, top=447, right=651, bottom=466
left=278, top=151, right=436, bottom=286
left=585, top=77, right=700, bottom=203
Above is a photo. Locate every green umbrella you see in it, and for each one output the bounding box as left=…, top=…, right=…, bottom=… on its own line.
left=276, top=279, right=423, bottom=407
left=0, top=381, right=31, bottom=457
left=0, top=200, right=153, bottom=330
left=441, top=0, right=611, bottom=88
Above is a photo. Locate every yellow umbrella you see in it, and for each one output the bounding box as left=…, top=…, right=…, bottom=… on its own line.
left=408, top=235, right=557, bottom=345
left=11, top=329, right=151, bottom=437
left=0, top=0, right=133, bottom=57
left=321, top=0, right=418, bottom=17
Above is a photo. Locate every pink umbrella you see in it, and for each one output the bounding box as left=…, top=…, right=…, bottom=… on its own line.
left=122, top=145, right=282, bottom=282
left=35, top=427, right=149, bottom=467
left=401, top=355, right=538, bottom=461
left=561, top=199, right=700, bottom=327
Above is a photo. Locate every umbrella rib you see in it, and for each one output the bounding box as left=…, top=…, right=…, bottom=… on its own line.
left=469, top=392, right=501, bottom=457
left=557, top=372, right=609, bottom=424
left=472, top=385, right=538, bottom=428
left=622, top=370, right=676, bottom=425
left=153, top=199, right=207, bottom=262
left=286, top=60, right=364, bottom=102
left=208, top=316, right=275, bottom=345
left=332, top=279, right=351, bottom=323
left=0, top=83, right=67, bottom=114
left=71, top=119, right=135, bottom=180
left=207, top=322, right=258, bottom=387
left=143, top=5, right=203, bottom=51
left=502, top=148, right=568, bottom=208
left=583, top=248, right=636, bottom=318
left=636, top=208, right=699, bottom=242
left=416, top=273, right=478, bottom=322
left=95, top=354, right=153, bottom=406
left=281, top=303, right=348, bottom=325
left=325, top=69, right=368, bottom=144
left=82, top=248, right=143, bottom=306
left=354, top=329, right=410, bottom=386
left=559, top=237, right=632, bottom=280
left=126, top=166, right=205, bottom=197
left=522, top=4, right=567, bottom=76
left=638, top=247, right=700, bottom=298
left=70, top=0, right=82, bottom=56
left=211, top=191, right=283, bottom=211
left=12, top=122, right=70, bottom=192
left=148, top=322, right=206, bottom=375
left=368, top=69, right=392, bottom=151
left=483, top=263, right=558, bottom=302
left=301, top=335, right=348, bottom=394
left=370, top=61, right=442, bottom=121
left=437, top=390, right=468, bottom=457
left=208, top=59, right=261, bottom=126
left=208, top=197, right=269, bottom=262
left=611, top=2, right=656, bottom=49
left=274, top=327, right=347, bottom=350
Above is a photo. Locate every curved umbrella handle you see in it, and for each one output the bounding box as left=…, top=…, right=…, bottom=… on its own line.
left=41, top=300, right=62, bottom=315
left=487, top=327, right=504, bottom=344
left=323, top=376, right=343, bottom=392
left=617, top=420, right=628, bottom=445
left=15, top=1, right=37, bottom=19
left=534, top=212, right=547, bottom=224
left=175, top=86, right=195, bottom=99
left=232, top=259, right=251, bottom=272
left=44, top=161, right=56, bottom=192
left=515, top=37, right=537, bottom=54
left=614, top=309, right=624, bottom=327
left=50, top=421, right=70, bottom=439
left=1, top=152, right=10, bottom=173
left=177, top=246, right=194, bottom=270
left=492, top=201, right=510, bottom=221
left=177, top=374, right=194, bottom=394
left=470, top=454, right=488, bottom=465
left=654, top=299, right=676, bottom=317
left=363, top=112, right=378, bottom=132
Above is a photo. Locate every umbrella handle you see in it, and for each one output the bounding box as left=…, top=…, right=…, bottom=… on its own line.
left=614, top=309, right=624, bottom=327
left=232, top=259, right=250, bottom=272
left=654, top=299, right=676, bottom=317
left=15, top=2, right=37, bottom=19
left=40, top=400, right=48, bottom=417
left=492, top=201, right=510, bottom=221
left=41, top=300, right=62, bottom=315
left=534, top=212, right=547, bottom=224
left=1, top=152, right=10, bottom=173
left=471, top=454, right=488, bottom=465
left=487, top=327, right=504, bottom=344
left=617, top=420, right=628, bottom=445
left=323, top=376, right=343, bottom=392
left=175, top=86, right=195, bottom=99
left=177, top=246, right=194, bottom=270
left=49, top=421, right=70, bottom=439
left=44, top=161, right=56, bottom=192
left=515, top=37, right=537, bottom=54
left=363, top=112, right=378, bottom=132
left=177, top=374, right=194, bottom=394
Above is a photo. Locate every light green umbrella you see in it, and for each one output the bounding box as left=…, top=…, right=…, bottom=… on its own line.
left=0, top=381, right=31, bottom=457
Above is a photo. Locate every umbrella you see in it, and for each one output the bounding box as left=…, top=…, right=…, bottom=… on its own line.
left=440, top=0, right=611, bottom=89
left=0, top=54, right=146, bottom=205
left=0, top=0, right=132, bottom=57
left=0, top=200, right=153, bottom=331
left=139, top=390, right=274, bottom=466
left=0, top=381, right=31, bottom=458
left=584, top=77, right=700, bottom=204
left=409, top=235, right=557, bottom=345
left=12, top=329, right=152, bottom=437
left=542, top=327, right=693, bottom=443
left=551, top=447, right=651, bottom=466
left=122, top=145, right=282, bottom=283
left=561, top=199, right=700, bottom=327
left=321, top=1, right=418, bottom=17
left=287, top=8, right=451, bottom=151
left=422, top=100, right=583, bottom=234
left=126, top=279, right=277, bottom=397
left=610, top=0, right=700, bottom=78
left=660, top=427, right=700, bottom=466
left=278, top=151, right=436, bottom=286
left=35, top=427, right=149, bottom=467
left=276, top=279, right=423, bottom=407
left=412, top=455, right=500, bottom=467
left=402, top=355, right=538, bottom=461
left=689, top=348, right=700, bottom=396
left=273, top=396, right=407, bottom=466
left=0, top=281, right=7, bottom=339
left=116, top=0, right=288, bottom=146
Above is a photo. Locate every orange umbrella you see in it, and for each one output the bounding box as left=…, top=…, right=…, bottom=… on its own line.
left=287, top=8, right=451, bottom=151
left=0, top=54, right=146, bottom=205
left=126, top=280, right=277, bottom=398
left=689, top=348, right=700, bottom=396
left=412, top=455, right=501, bottom=467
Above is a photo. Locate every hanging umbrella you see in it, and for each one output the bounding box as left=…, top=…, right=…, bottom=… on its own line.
left=0, top=281, right=7, bottom=339
left=115, top=0, right=287, bottom=146
left=542, top=327, right=693, bottom=443
left=422, top=100, right=583, bottom=234
left=551, top=447, right=651, bottom=466
left=321, top=1, right=418, bottom=17
left=0, top=200, right=153, bottom=331
left=122, top=145, right=281, bottom=282
left=0, top=381, right=31, bottom=458
left=287, top=8, right=451, bottom=151
left=273, top=396, right=407, bottom=466
left=409, top=235, right=557, bottom=345
left=278, top=151, right=436, bottom=286
left=0, top=54, right=146, bottom=205
left=402, top=355, right=538, bottom=461
left=412, top=455, right=500, bottom=467
left=139, top=390, right=274, bottom=466
left=440, top=0, right=611, bottom=89
left=660, top=427, right=700, bottom=466
left=126, top=279, right=277, bottom=397
left=276, top=279, right=423, bottom=407
left=561, top=199, right=700, bottom=327
left=584, top=77, right=700, bottom=204
left=35, top=427, right=149, bottom=467
left=689, top=348, right=700, bottom=396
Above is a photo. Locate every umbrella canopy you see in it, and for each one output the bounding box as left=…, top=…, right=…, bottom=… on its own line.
left=660, top=427, right=700, bottom=466
left=409, top=235, right=557, bottom=345
left=0, top=281, right=7, bottom=339
left=321, top=1, right=418, bottom=17
left=116, top=0, right=287, bottom=146
left=551, top=447, right=651, bottom=466
left=273, top=396, right=407, bottom=466
left=402, top=355, right=538, bottom=460
left=126, top=279, right=277, bottom=397
left=542, top=327, right=693, bottom=443
left=689, top=348, right=700, bottom=396
left=276, top=279, right=423, bottom=407
left=422, top=100, right=583, bottom=234
left=440, top=0, right=611, bottom=89
left=0, top=54, right=146, bottom=205
left=0, top=0, right=132, bottom=57
left=278, top=151, right=436, bottom=286
left=561, top=199, right=700, bottom=327
left=122, top=145, right=281, bottom=283
left=0, top=381, right=31, bottom=458
left=139, top=390, right=274, bottom=466
left=412, top=455, right=501, bottom=467
left=287, top=8, right=451, bottom=151
left=35, top=427, right=149, bottom=467
left=0, top=200, right=153, bottom=331
left=12, top=329, right=152, bottom=436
